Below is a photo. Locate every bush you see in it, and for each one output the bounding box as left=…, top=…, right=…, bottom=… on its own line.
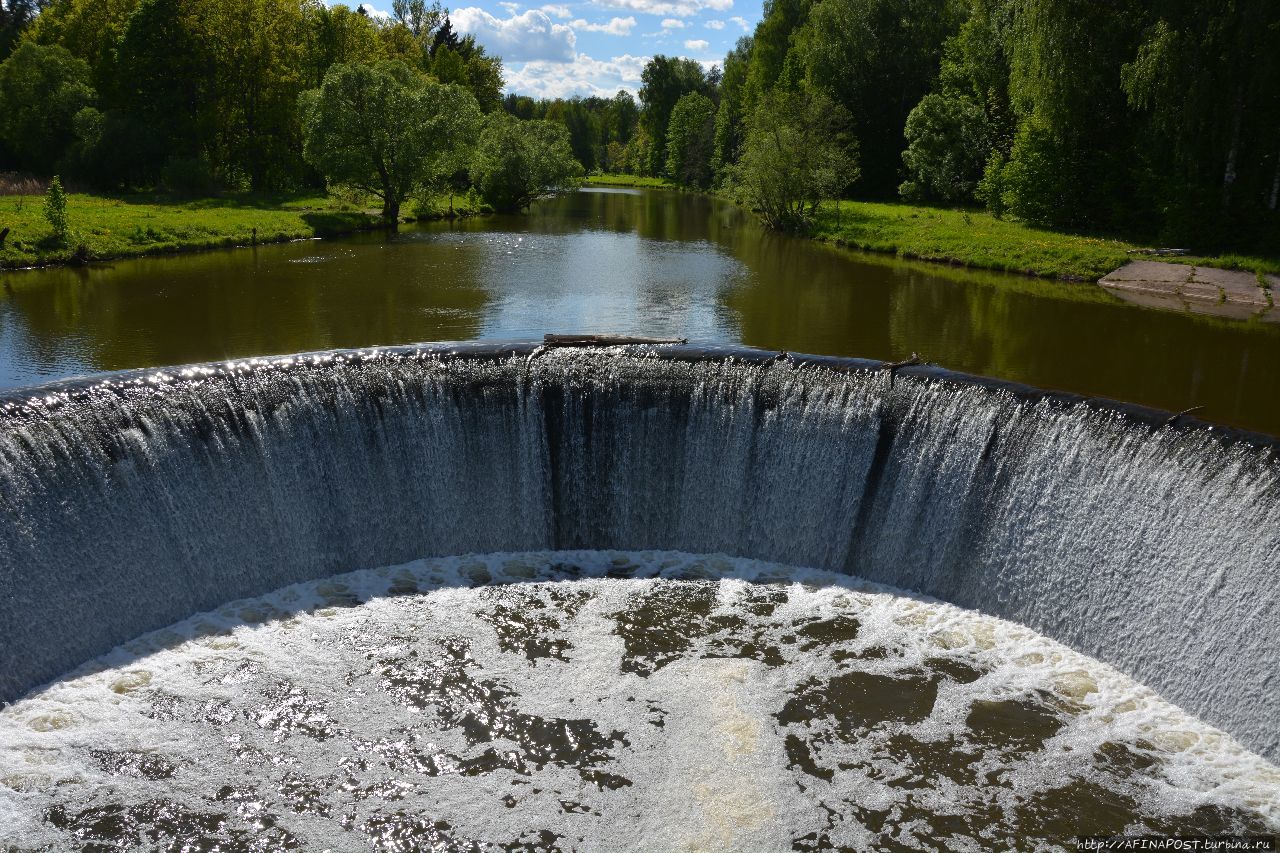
left=160, top=155, right=216, bottom=197
left=976, top=152, right=1007, bottom=219
left=899, top=92, right=989, bottom=203
left=43, top=175, right=69, bottom=243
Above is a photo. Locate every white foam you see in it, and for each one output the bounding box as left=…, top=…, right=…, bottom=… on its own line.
left=1, top=551, right=1275, bottom=849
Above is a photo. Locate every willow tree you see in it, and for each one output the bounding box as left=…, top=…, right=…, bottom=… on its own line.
left=299, top=60, right=480, bottom=224
left=470, top=113, right=583, bottom=212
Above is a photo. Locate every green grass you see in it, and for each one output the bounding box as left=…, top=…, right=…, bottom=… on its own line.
left=584, top=173, right=675, bottom=189
left=0, top=192, right=387, bottom=269
left=809, top=199, right=1280, bottom=282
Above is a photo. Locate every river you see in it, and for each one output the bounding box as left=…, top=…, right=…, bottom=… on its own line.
left=2, top=186, right=1278, bottom=434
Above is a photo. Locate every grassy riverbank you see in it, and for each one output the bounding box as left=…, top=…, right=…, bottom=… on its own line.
left=0, top=191, right=491, bottom=269
left=584, top=173, right=675, bottom=189
left=809, top=199, right=1280, bottom=281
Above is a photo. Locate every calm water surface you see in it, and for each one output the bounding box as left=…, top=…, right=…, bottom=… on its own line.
left=3, top=187, right=1278, bottom=433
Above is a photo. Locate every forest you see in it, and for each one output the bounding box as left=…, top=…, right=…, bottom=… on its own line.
left=538, top=0, right=1279, bottom=251
left=1, top=0, right=1278, bottom=253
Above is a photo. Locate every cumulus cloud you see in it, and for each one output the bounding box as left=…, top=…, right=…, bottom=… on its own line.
left=452, top=7, right=576, bottom=62
left=540, top=3, right=573, bottom=17
left=498, top=1, right=521, bottom=11
left=729, top=15, right=749, bottom=29
left=660, top=17, right=684, bottom=27
left=505, top=53, right=648, bottom=98
left=592, top=0, right=733, bottom=19
left=359, top=3, right=390, bottom=20
left=572, top=15, right=636, bottom=34
left=704, top=18, right=724, bottom=29
left=683, top=38, right=709, bottom=50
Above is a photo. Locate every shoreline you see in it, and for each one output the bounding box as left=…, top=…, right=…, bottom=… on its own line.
left=0, top=193, right=491, bottom=272
left=5, top=185, right=1277, bottom=325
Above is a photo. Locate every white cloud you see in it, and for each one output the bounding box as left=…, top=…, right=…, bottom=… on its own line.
left=499, top=1, right=521, bottom=11
left=660, top=17, right=684, bottom=28
left=571, top=15, right=636, bottom=34
left=729, top=15, right=749, bottom=29
left=684, top=38, right=708, bottom=50
left=452, top=7, right=576, bottom=62
left=505, top=53, right=648, bottom=98
left=359, top=3, right=390, bottom=20
left=704, top=18, right=724, bottom=29
left=540, top=3, right=573, bottom=17
left=592, top=0, right=732, bottom=19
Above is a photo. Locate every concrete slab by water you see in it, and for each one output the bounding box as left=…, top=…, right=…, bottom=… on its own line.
left=1100, top=261, right=1277, bottom=322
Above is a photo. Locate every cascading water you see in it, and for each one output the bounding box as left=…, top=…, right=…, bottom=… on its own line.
left=0, top=342, right=1277, bottom=847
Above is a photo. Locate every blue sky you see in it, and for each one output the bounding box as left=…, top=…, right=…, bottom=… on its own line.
left=359, top=0, right=757, bottom=98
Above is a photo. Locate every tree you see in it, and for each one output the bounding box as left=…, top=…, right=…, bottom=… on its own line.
left=1, top=0, right=42, bottom=61
left=665, top=92, right=716, bottom=188
left=299, top=60, right=481, bottom=223
left=431, top=15, right=460, bottom=55
left=605, top=90, right=639, bottom=150
left=24, top=0, right=137, bottom=92
left=732, top=88, right=857, bottom=230
left=391, top=0, right=443, bottom=38
left=188, top=0, right=312, bottom=190
left=713, top=36, right=753, bottom=179
left=114, top=0, right=209, bottom=166
left=304, top=3, right=385, bottom=86
left=794, top=0, right=965, bottom=196
left=1121, top=0, right=1280, bottom=241
left=470, top=113, right=583, bottom=212
left=899, top=92, right=989, bottom=202
left=638, top=55, right=708, bottom=176
left=0, top=42, right=96, bottom=172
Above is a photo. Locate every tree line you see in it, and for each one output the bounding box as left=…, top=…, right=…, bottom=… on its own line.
left=3, top=0, right=1277, bottom=250
left=626, top=0, right=1279, bottom=250
left=0, top=0, right=505, bottom=193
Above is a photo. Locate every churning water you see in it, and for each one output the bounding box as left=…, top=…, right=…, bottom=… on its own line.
left=2, top=552, right=1277, bottom=850
left=0, top=343, right=1277, bottom=847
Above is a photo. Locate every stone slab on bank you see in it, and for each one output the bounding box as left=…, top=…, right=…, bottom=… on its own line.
left=1100, top=260, right=1277, bottom=322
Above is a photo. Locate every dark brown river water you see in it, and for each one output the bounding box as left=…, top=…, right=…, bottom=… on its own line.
left=2, top=187, right=1278, bottom=434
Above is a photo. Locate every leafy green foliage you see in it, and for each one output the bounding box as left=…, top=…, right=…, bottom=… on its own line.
left=160, top=155, right=217, bottom=197
left=43, top=176, right=70, bottom=243
left=712, top=36, right=753, bottom=180
left=0, top=42, right=96, bottom=173
left=0, top=0, right=40, bottom=61
left=639, top=55, right=711, bottom=176
left=470, top=113, right=583, bottom=212
left=732, top=89, right=857, bottom=230
left=900, top=92, right=989, bottom=202
left=501, top=90, right=640, bottom=174
left=665, top=92, right=717, bottom=189
left=299, top=60, right=481, bottom=223
left=8, top=0, right=505, bottom=194
left=794, top=0, right=966, bottom=196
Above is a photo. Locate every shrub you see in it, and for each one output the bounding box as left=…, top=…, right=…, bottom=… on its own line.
left=43, top=175, right=69, bottom=243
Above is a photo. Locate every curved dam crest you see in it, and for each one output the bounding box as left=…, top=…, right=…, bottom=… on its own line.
left=0, top=342, right=1277, bottom=759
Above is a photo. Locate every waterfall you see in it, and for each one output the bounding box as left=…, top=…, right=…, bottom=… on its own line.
left=1, top=342, right=1276, bottom=759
